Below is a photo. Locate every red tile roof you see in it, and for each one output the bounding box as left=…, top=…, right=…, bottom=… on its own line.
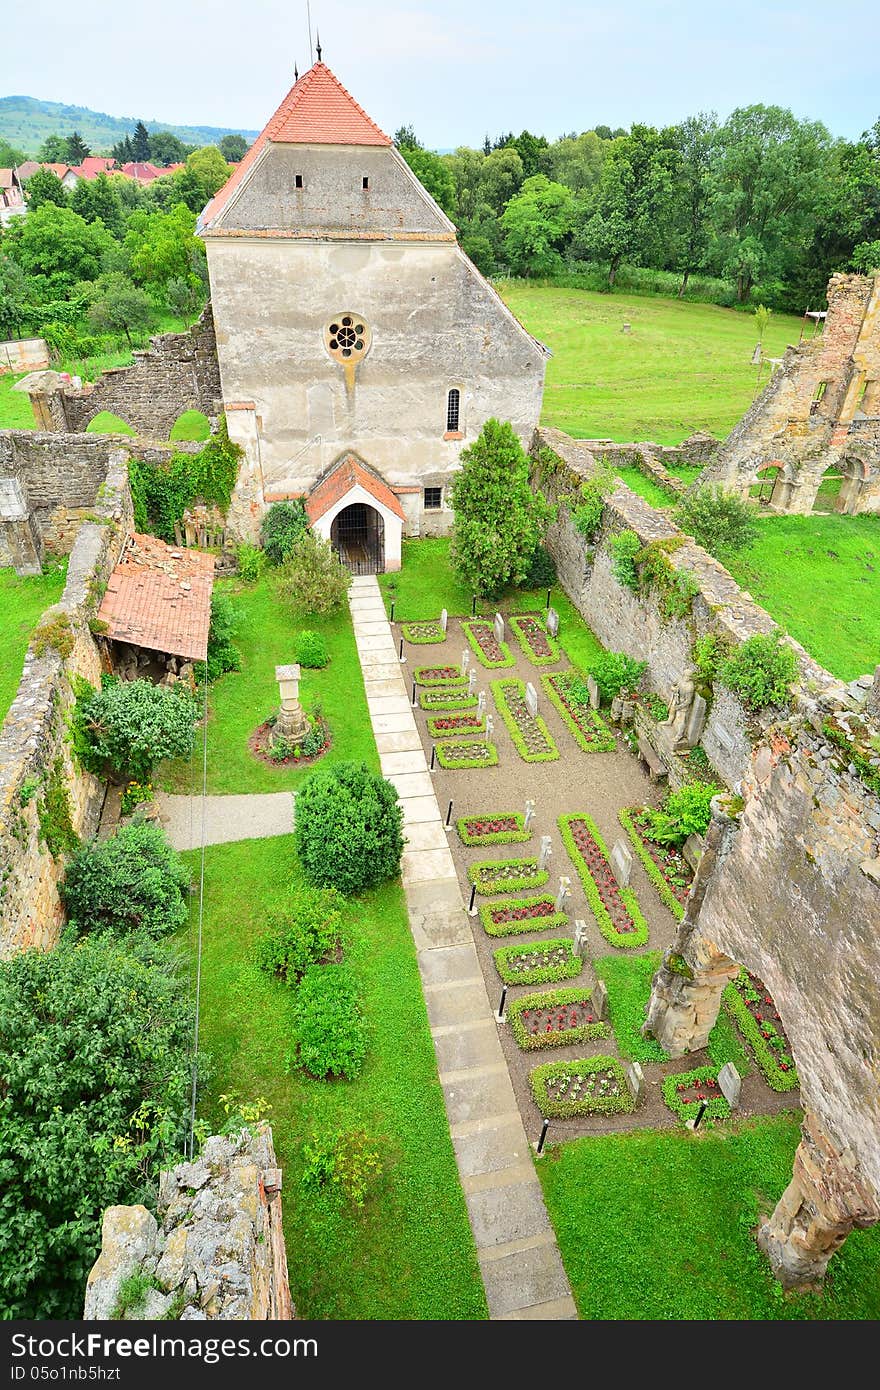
left=97, top=532, right=215, bottom=662
left=0, top=169, right=13, bottom=189
left=120, top=161, right=164, bottom=182
left=200, top=61, right=390, bottom=230
left=306, top=455, right=405, bottom=525
left=77, top=156, right=116, bottom=178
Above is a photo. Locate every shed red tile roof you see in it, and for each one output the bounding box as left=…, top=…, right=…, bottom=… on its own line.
left=77, top=156, right=116, bottom=178
left=306, top=455, right=405, bottom=525
left=97, top=532, right=215, bottom=662
left=200, top=61, right=390, bottom=230
left=120, top=161, right=164, bottom=182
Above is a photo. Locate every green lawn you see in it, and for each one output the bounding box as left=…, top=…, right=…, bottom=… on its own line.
left=538, top=1115, right=880, bottom=1319
left=0, top=561, right=68, bottom=721
left=179, top=836, right=486, bottom=1320
left=497, top=282, right=804, bottom=445
left=85, top=412, right=136, bottom=436
left=0, top=373, right=35, bottom=429
left=168, top=409, right=211, bottom=442
left=159, top=571, right=379, bottom=795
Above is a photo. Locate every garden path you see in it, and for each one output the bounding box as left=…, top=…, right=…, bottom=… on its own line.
left=349, top=575, right=578, bottom=1321
left=99, top=785, right=295, bottom=850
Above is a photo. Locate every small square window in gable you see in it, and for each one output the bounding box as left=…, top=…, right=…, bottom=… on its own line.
left=362, top=176, right=369, bottom=190
left=295, top=173, right=303, bottom=189
left=423, top=487, right=442, bottom=510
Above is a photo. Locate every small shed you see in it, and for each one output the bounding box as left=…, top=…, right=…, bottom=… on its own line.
left=97, top=532, right=214, bottom=674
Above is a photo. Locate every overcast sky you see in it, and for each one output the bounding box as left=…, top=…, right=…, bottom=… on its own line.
left=6, top=0, right=879, bottom=146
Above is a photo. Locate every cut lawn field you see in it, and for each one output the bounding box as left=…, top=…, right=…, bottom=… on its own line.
left=159, top=571, right=377, bottom=795
left=180, top=835, right=487, bottom=1320
left=537, top=1115, right=880, bottom=1319
left=0, top=561, right=67, bottom=722
left=496, top=282, right=804, bottom=445
left=0, top=373, right=35, bottom=429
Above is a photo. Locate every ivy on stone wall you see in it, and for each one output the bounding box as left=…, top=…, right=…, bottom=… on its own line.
left=129, top=415, right=241, bottom=542
left=36, top=757, right=79, bottom=860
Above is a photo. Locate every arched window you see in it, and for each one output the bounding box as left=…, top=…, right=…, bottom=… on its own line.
left=446, top=388, right=460, bottom=432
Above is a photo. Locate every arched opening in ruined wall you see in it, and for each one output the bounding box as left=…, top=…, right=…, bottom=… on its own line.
left=810, top=460, right=864, bottom=514
left=330, top=502, right=385, bottom=574
left=84, top=411, right=136, bottom=437
left=169, top=410, right=211, bottom=443
left=748, top=462, right=795, bottom=510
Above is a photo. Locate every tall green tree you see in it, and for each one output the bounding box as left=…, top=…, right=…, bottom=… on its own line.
left=66, top=131, right=90, bottom=163
left=480, top=145, right=524, bottom=215
left=574, top=125, right=680, bottom=286
left=132, top=120, right=151, bottom=162
left=124, top=203, right=205, bottom=291
left=218, top=133, right=249, bottom=162
left=399, top=144, right=456, bottom=216
left=110, top=134, right=134, bottom=163
left=86, top=271, right=156, bottom=346
left=549, top=131, right=605, bottom=194
left=797, top=121, right=880, bottom=305
left=70, top=172, right=123, bottom=235
left=670, top=113, right=717, bottom=296
left=501, top=174, right=575, bottom=276
left=449, top=418, right=554, bottom=596
left=36, top=133, right=70, bottom=163
left=3, top=203, right=113, bottom=296
left=23, top=167, right=68, bottom=210
left=148, top=131, right=193, bottom=166
left=508, top=130, right=551, bottom=179
left=0, top=256, right=29, bottom=339
left=183, top=146, right=231, bottom=203
left=393, top=124, right=422, bottom=149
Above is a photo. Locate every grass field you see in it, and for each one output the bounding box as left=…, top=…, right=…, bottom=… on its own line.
left=497, top=282, right=804, bottom=444
left=179, top=826, right=486, bottom=1319
left=538, top=1115, right=880, bottom=1320
left=0, top=373, right=36, bottom=429
left=0, top=562, right=68, bottom=722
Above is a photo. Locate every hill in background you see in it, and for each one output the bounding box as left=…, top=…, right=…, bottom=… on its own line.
left=0, top=94, right=258, bottom=154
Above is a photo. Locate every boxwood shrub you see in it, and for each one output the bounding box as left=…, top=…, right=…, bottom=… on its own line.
left=494, top=938, right=584, bottom=986
left=294, top=761, right=404, bottom=895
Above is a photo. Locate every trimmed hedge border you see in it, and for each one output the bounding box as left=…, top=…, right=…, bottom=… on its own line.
left=530, top=1056, right=635, bottom=1118
left=457, top=812, right=530, bottom=846
left=494, top=938, right=584, bottom=986
left=461, top=619, right=515, bottom=669
left=509, top=987, right=611, bottom=1051
left=618, top=808, right=686, bottom=920
left=401, top=620, right=445, bottom=644
left=509, top=614, right=561, bottom=666
left=662, top=1065, right=730, bottom=1125
left=426, top=713, right=486, bottom=738
left=420, top=688, right=475, bottom=711
left=491, top=678, right=559, bottom=763
left=479, top=893, right=568, bottom=937
left=559, top=813, right=650, bottom=949
left=723, top=978, right=799, bottom=1092
left=541, top=672, right=616, bottom=754
left=468, top=856, right=548, bottom=895
left=413, top=665, right=464, bottom=686
left=436, top=739, right=498, bottom=769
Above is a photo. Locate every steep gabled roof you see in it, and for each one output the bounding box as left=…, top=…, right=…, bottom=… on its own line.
left=306, top=454, right=405, bottom=524
left=97, top=532, right=214, bottom=662
left=200, top=61, right=391, bottom=231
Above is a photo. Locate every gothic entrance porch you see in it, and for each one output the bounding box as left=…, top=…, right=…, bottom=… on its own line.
left=305, top=451, right=404, bottom=572
left=330, top=501, right=385, bottom=574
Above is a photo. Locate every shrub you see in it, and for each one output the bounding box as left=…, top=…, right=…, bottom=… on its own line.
left=521, top=543, right=556, bottom=588
left=199, top=591, right=241, bottom=682
left=61, top=818, right=189, bottom=938
left=718, top=632, right=798, bottom=710
left=280, top=532, right=351, bottom=615
left=256, top=885, right=346, bottom=985
left=294, top=761, right=404, bottom=894
left=608, top=529, right=641, bottom=591
left=236, top=542, right=265, bottom=582
left=296, top=629, right=329, bottom=668
left=287, top=964, right=367, bottom=1080
left=0, top=935, right=194, bottom=1317
left=642, top=782, right=719, bottom=847
left=673, top=485, right=759, bottom=559
left=571, top=460, right=617, bottom=539
left=580, top=650, right=646, bottom=703
left=261, top=500, right=308, bottom=565
left=128, top=416, right=241, bottom=541
left=74, top=677, right=198, bottom=783
left=301, top=1128, right=384, bottom=1209
left=692, top=632, right=730, bottom=685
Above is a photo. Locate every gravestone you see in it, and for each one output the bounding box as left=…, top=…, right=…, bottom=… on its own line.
left=625, top=1061, right=646, bottom=1103
left=461, top=649, right=470, bottom=672
left=621, top=322, right=632, bottom=334
left=554, top=876, right=571, bottom=911
left=591, top=978, right=608, bottom=1022
left=538, top=834, right=552, bottom=870
left=493, top=612, right=505, bottom=644
left=477, top=689, right=486, bottom=714
left=610, top=837, right=633, bottom=888
left=525, top=682, right=538, bottom=719
left=485, top=714, right=494, bottom=737
left=686, top=693, right=708, bottom=747
left=573, top=919, right=589, bottom=957
left=546, top=607, right=560, bottom=638
left=440, top=608, right=448, bottom=633
left=468, top=669, right=477, bottom=693
left=524, top=798, right=536, bottom=831
left=586, top=674, right=601, bottom=710
left=682, top=833, right=704, bottom=872
left=718, top=1062, right=742, bottom=1109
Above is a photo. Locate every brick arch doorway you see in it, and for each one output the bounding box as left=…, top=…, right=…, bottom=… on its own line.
left=330, top=501, right=385, bottom=574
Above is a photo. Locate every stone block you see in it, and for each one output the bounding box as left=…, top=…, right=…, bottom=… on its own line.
left=591, top=977, right=608, bottom=1021
left=718, top=1062, right=742, bottom=1108
left=586, top=674, right=600, bottom=710
left=610, top=837, right=633, bottom=888
left=546, top=606, right=560, bottom=637
left=625, top=1061, right=646, bottom=1104
left=686, top=694, right=708, bottom=746
left=493, top=612, right=505, bottom=643
left=525, top=681, right=538, bottom=719
left=682, top=833, right=705, bottom=871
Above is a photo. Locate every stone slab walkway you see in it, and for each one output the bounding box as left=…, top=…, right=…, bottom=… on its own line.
left=349, top=575, right=577, bottom=1321
left=98, top=786, right=295, bottom=851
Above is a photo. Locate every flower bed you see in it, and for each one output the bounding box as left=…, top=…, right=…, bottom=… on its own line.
left=509, top=614, right=561, bottom=666
left=461, top=619, right=514, bottom=669
left=436, top=739, right=498, bottom=770
left=420, top=687, right=475, bottom=711
left=530, top=1056, right=634, bottom=1118
left=479, top=893, right=567, bottom=937
left=457, top=812, right=530, bottom=846
left=723, top=970, right=798, bottom=1091
left=509, top=988, right=611, bottom=1050
left=540, top=672, right=616, bottom=754
left=559, top=813, right=649, bottom=948
left=618, top=807, right=692, bottom=920
left=401, top=619, right=445, bottom=644
left=491, top=678, right=559, bottom=763
left=468, top=856, right=548, bottom=895
left=413, top=664, right=464, bottom=686
left=494, top=938, right=583, bottom=986
left=426, top=712, right=486, bottom=738
left=662, top=1066, right=730, bottom=1125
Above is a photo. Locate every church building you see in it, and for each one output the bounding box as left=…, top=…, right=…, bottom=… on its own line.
left=198, top=58, right=549, bottom=571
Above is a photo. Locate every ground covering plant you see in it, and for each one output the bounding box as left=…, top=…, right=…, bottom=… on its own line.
left=723, top=971, right=799, bottom=1090
left=530, top=1056, right=634, bottom=1117
left=287, top=964, right=367, bottom=1082
left=435, top=738, right=498, bottom=769
left=61, top=817, right=189, bottom=939
left=293, top=761, right=404, bottom=895
left=491, top=678, right=559, bottom=761
left=426, top=712, right=485, bottom=738
left=509, top=614, right=560, bottom=665
left=559, top=813, right=650, bottom=948
left=468, top=857, right=548, bottom=895
left=401, top=619, right=445, bottom=644
left=256, top=885, right=347, bottom=985
left=461, top=619, right=515, bottom=668
left=493, top=938, right=584, bottom=986
left=540, top=672, right=616, bottom=752
left=413, top=663, right=464, bottom=686
left=74, top=676, right=198, bottom=783
left=300, top=1129, right=384, bottom=1211
left=456, top=812, right=530, bottom=846
left=662, top=1066, right=730, bottom=1125
left=618, top=807, right=692, bottom=918
left=479, top=893, right=568, bottom=937
left=509, top=988, right=611, bottom=1050
left=419, top=689, right=477, bottom=711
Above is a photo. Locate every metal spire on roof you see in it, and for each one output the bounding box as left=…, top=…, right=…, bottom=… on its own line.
left=316, top=31, right=322, bottom=61
left=294, top=61, right=299, bottom=80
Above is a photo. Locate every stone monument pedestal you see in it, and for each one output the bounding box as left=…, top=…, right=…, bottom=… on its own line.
left=273, top=663, right=308, bottom=747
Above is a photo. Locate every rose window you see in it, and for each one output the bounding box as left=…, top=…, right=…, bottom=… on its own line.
left=326, top=315, right=370, bottom=364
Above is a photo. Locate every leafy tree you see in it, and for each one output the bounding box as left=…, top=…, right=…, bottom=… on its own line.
left=132, top=120, right=151, bottom=162
left=3, top=203, right=113, bottom=296
left=164, top=273, right=204, bottom=322
left=549, top=131, right=605, bottom=194
left=65, top=131, right=90, bottom=163
left=447, top=145, right=485, bottom=221
left=853, top=240, right=880, bottom=272
left=75, top=678, right=199, bottom=783
left=199, top=591, right=241, bottom=681
left=449, top=418, right=554, bottom=596
left=718, top=632, right=798, bottom=710
left=280, top=531, right=352, bottom=614
left=110, top=134, right=134, bottom=163
left=508, top=130, right=551, bottom=179
left=501, top=174, right=576, bottom=276
left=800, top=122, right=880, bottom=303
left=61, top=818, right=189, bottom=939
left=124, top=203, right=204, bottom=291
left=670, top=113, right=717, bottom=296
left=460, top=231, right=496, bottom=275
left=149, top=131, right=192, bottom=166
left=583, top=650, right=647, bottom=702
left=86, top=271, right=155, bottom=346
left=398, top=145, right=456, bottom=216
left=294, top=761, right=404, bottom=895
left=393, top=124, right=422, bottom=149
left=0, top=137, right=26, bottom=167
left=575, top=124, right=680, bottom=287
left=0, top=256, right=29, bottom=339
left=218, top=134, right=249, bottom=162
left=673, top=484, right=759, bottom=558
left=37, top=133, right=70, bottom=162
left=0, top=935, right=194, bottom=1317
left=22, top=167, right=68, bottom=209
left=70, top=171, right=123, bottom=234
left=185, top=146, right=231, bottom=202
left=480, top=145, right=524, bottom=215
left=261, top=499, right=308, bottom=563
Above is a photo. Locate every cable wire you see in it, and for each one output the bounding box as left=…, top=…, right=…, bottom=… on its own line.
left=188, top=662, right=210, bottom=1158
